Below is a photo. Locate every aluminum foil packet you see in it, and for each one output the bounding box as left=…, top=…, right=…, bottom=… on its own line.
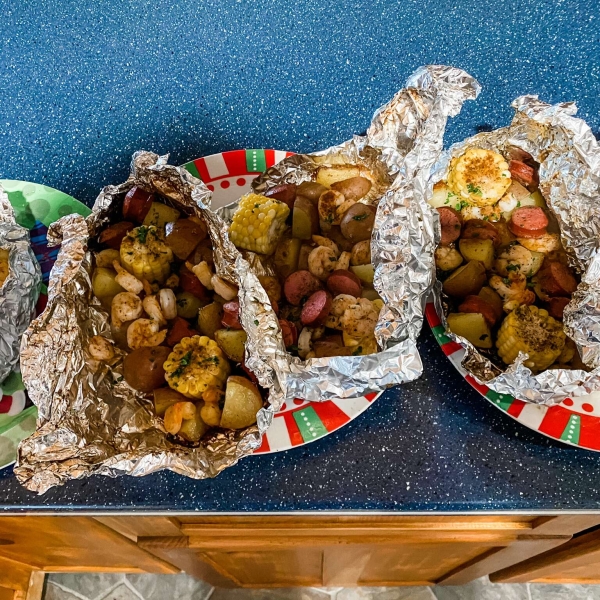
left=216, top=65, right=480, bottom=403
left=16, top=152, right=282, bottom=494
left=0, top=185, right=42, bottom=384
left=430, top=96, right=600, bottom=405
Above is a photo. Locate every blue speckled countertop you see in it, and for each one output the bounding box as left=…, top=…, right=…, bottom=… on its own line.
left=1, top=0, right=600, bottom=512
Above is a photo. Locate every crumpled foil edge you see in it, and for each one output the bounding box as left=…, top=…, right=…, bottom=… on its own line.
left=0, top=185, right=42, bottom=384
left=430, top=95, right=600, bottom=405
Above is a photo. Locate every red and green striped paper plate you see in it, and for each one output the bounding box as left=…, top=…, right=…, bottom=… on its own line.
left=426, top=302, right=600, bottom=451
left=0, top=180, right=91, bottom=469
left=183, top=149, right=383, bottom=454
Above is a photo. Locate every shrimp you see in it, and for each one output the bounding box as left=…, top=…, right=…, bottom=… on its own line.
left=324, top=294, right=357, bottom=330
left=311, top=235, right=340, bottom=257
left=126, top=318, right=167, bottom=350
left=95, top=249, right=120, bottom=269
left=318, top=190, right=355, bottom=226
left=297, top=327, right=314, bottom=359
left=489, top=274, right=536, bottom=312
left=460, top=204, right=501, bottom=223
left=159, top=288, right=177, bottom=320
left=336, top=251, right=351, bottom=271
left=112, top=260, right=144, bottom=295
left=494, top=243, right=536, bottom=277
left=186, top=260, right=214, bottom=290
left=350, top=240, right=371, bottom=266
left=308, top=246, right=338, bottom=281
left=517, top=233, right=561, bottom=254
left=340, top=298, right=380, bottom=339
left=142, top=294, right=166, bottom=325
left=111, top=292, right=143, bottom=327
left=88, top=335, right=115, bottom=361
left=200, top=403, right=222, bottom=427
left=211, top=275, right=238, bottom=301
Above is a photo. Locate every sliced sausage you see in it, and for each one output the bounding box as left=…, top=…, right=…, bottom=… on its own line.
left=546, top=297, right=570, bottom=320
left=509, top=160, right=539, bottom=189
left=327, top=270, right=362, bottom=297
left=506, top=147, right=535, bottom=166
left=284, top=270, right=321, bottom=306
left=123, top=186, right=154, bottom=223
left=437, top=207, right=462, bottom=246
left=279, top=319, right=298, bottom=348
left=458, top=295, right=499, bottom=326
left=462, top=219, right=500, bottom=246
left=264, top=184, right=297, bottom=212
left=314, top=335, right=352, bottom=357
left=221, top=301, right=243, bottom=330
left=301, top=290, right=333, bottom=326
left=98, top=222, right=134, bottom=249
left=508, top=207, right=548, bottom=238
left=167, top=317, right=197, bottom=347
left=538, top=262, right=578, bottom=297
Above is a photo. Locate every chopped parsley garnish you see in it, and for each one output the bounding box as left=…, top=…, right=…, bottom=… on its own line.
left=506, top=264, right=520, bottom=272
left=255, top=203, right=260, bottom=208
left=254, top=319, right=259, bottom=326
left=467, top=183, right=483, bottom=196
left=445, top=192, right=457, bottom=205
left=172, top=350, right=193, bottom=377
left=353, top=213, right=369, bottom=221
left=516, top=201, right=521, bottom=208
left=288, top=344, right=299, bottom=352
left=136, top=226, right=149, bottom=244
left=503, top=277, right=511, bottom=285
left=454, top=200, right=470, bottom=211
left=352, top=346, right=363, bottom=356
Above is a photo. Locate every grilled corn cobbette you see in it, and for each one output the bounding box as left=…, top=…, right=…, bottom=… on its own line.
left=431, top=146, right=584, bottom=373
left=228, top=169, right=384, bottom=359
left=88, top=187, right=264, bottom=443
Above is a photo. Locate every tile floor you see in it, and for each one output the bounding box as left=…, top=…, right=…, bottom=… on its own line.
left=43, top=574, right=600, bottom=600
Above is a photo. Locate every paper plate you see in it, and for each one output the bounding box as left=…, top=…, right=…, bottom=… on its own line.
left=0, top=180, right=91, bottom=469
left=426, top=302, right=600, bottom=451
left=183, top=150, right=383, bottom=454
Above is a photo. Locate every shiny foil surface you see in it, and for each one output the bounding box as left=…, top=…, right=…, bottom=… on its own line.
left=216, top=65, right=480, bottom=403
left=430, top=96, right=600, bottom=405
left=16, top=152, right=279, bottom=493
left=0, top=186, right=42, bottom=384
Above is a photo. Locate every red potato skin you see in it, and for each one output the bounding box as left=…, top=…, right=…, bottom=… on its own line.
left=458, top=295, right=499, bottom=326
left=221, top=301, right=243, bottom=330
left=279, top=319, right=298, bottom=348
left=509, top=160, right=539, bottom=190
left=264, top=184, right=297, bottom=212
left=98, top=222, right=134, bottom=249
left=327, top=270, right=362, bottom=297
left=283, top=270, right=321, bottom=306
left=437, top=207, right=462, bottom=246
left=301, top=290, right=333, bottom=326
left=462, top=219, right=500, bottom=246
left=508, top=207, right=548, bottom=238
left=122, top=186, right=155, bottom=223
left=538, top=262, right=578, bottom=297
left=167, top=317, right=197, bottom=347
left=179, top=266, right=211, bottom=300
left=546, top=296, right=570, bottom=320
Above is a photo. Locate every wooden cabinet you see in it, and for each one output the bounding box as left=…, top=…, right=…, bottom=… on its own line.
left=135, top=515, right=600, bottom=588
left=0, top=513, right=599, bottom=598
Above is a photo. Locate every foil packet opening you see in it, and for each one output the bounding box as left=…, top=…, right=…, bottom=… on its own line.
left=0, top=185, right=42, bottom=384
left=429, top=96, right=600, bottom=405
left=16, top=152, right=281, bottom=494
left=215, top=65, right=481, bottom=404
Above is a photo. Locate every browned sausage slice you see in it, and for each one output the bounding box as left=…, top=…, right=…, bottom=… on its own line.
left=327, top=270, right=362, bottom=297
left=264, top=184, right=297, bottom=212
left=301, top=290, right=333, bottom=326
left=123, top=186, right=155, bottom=223
left=437, top=207, right=462, bottom=246
left=508, top=207, right=548, bottom=238
left=458, top=295, right=499, bottom=326
left=98, top=222, right=134, bottom=249
left=221, top=301, right=243, bottom=330
left=462, top=219, right=500, bottom=246
left=278, top=319, right=298, bottom=348
left=283, top=270, right=321, bottom=306
left=546, top=297, right=570, bottom=320
left=509, top=160, right=539, bottom=189
left=538, top=262, right=577, bottom=297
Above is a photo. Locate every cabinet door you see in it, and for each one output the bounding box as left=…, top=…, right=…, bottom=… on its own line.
left=137, top=515, right=583, bottom=588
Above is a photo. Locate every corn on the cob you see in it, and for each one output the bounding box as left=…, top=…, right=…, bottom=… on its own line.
left=164, top=335, right=231, bottom=399
left=120, top=226, right=173, bottom=284
left=496, top=305, right=565, bottom=371
left=0, top=248, right=9, bottom=288
left=229, top=193, right=290, bottom=255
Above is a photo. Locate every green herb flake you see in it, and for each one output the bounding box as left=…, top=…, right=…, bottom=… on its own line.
left=254, top=319, right=259, bottom=326
left=516, top=201, right=521, bottom=208
left=467, top=183, right=483, bottom=196
left=352, top=346, right=363, bottom=356
left=288, top=344, right=299, bottom=352
left=506, top=264, right=520, bottom=272
left=353, top=213, right=368, bottom=221
left=255, top=203, right=260, bottom=208
left=503, top=277, right=511, bottom=285
left=136, top=226, right=149, bottom=244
